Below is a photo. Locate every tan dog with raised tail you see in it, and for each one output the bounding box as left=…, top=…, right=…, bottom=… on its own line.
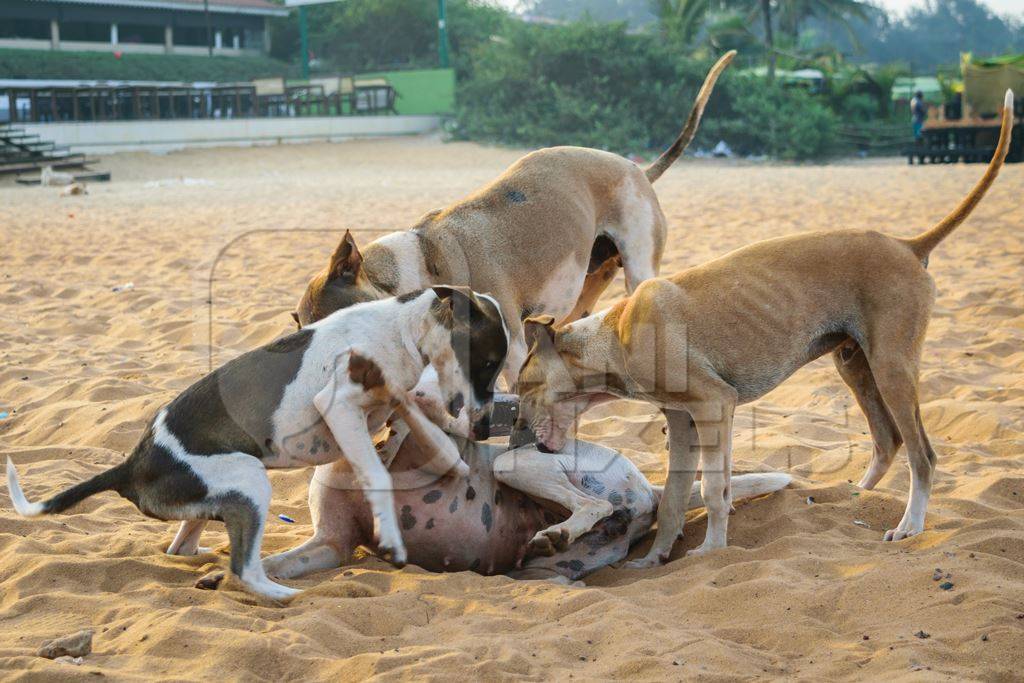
left=507, top=90, right=1016, bottom=566
left=295, top=52, right=737, bottom=392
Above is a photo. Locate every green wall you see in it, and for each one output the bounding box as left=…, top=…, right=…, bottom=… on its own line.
left=357, top=68, right=455, bottom=115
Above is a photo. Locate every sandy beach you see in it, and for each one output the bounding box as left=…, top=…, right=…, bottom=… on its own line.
left=1, top=137, right=1022, bottom=680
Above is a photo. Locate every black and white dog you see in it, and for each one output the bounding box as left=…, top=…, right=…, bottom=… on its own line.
left=7, top=286, right=508, bottom=600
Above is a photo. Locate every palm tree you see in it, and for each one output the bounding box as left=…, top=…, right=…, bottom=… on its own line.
left=651, top=0, right=712, bottom=47
left=727, top=0, right=871, bottom=84
left=856, top=62, right=907, bottom=118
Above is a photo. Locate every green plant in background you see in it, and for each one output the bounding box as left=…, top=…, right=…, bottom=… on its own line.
left=775, top=0, right=872, bottom=44
left=855, top=62, right=908, bottom=118
left=0, top=48, right=291, bottom=81
left=936, top=68, right=962, bottom=103
left=455, top=20, right=840, bottom=160
left=268, top=0, right=508, bottom=77
left=650, top=0, right=712, bottom=49
left=720, top=0, right=872, bottom=83
left=700, top=74, right=839, bottom=158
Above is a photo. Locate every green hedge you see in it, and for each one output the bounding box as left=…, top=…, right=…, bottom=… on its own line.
left=0, top=48, right=292, bottom=82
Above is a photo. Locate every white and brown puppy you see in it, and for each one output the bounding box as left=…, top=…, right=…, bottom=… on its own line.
left=294, top=51, right=737, bottom=386
left=7, top=286, right=508, bottom=600
left=509, top=91, right=1016, bottom=567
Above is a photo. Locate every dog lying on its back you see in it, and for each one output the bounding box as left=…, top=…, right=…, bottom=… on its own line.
left=7, top=286, right=508, bottom=600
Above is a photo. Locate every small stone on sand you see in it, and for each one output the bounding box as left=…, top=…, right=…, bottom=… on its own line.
left=37, top=630, right=93, bottom=659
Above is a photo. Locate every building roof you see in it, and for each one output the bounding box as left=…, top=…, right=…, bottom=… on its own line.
left=28, top=0, right=290, bottom=17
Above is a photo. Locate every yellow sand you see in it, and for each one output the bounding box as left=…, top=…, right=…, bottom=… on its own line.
left=1, top=138, right=1022, bottom=680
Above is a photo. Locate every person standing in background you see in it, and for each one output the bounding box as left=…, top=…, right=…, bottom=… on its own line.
left=911, top=90, right=928, bottom=143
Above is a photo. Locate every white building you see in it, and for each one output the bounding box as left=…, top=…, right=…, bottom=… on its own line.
left=0, top=0, right=288, bottom=57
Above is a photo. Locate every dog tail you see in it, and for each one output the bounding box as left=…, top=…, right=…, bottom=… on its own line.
left=674, top=471, right=792, bottom=509
left=6, top=457, right=128, bottom=517
left=649, top=471, right=792, bottom=508
left=645, top=50, right=737, bottom=184
left=905, top=89, right=1015, bottom=259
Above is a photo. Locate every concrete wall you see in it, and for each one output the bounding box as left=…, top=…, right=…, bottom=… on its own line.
left=22, top=115, right=443, bottom=154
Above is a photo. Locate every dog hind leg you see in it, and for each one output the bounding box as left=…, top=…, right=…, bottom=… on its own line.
left=494, top=447, right=613, bottom=557
left=604, top=181, right=666, bottom=293
left=558, top=255, right=621, bottom=326
left=192, top=453, right=299, bottom=601
left=166, top=519, right=209, bottom=556
left=263, top=469, right=362, bottom=580
left=864, top=350, right=936, bottom=542
left=832, top=344, right=903, bottom=489
left=686, top=390, right=737, bottom=557
left=262, top=534, right=347, bottom=580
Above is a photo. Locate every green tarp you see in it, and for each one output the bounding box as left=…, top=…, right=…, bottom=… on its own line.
left=962, top=53, right=1024, bottom=116
left=892, top=76, right=942, bottom=103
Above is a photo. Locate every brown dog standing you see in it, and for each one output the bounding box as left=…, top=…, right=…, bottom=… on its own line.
left=508, top=91, right=1016, bottom=567
left=294, top=52, right=737, bottom=388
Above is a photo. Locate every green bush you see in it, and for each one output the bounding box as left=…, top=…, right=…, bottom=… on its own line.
left=454, top=21, right=840, bottom=160
left=699, top=76, right=839, bottom=160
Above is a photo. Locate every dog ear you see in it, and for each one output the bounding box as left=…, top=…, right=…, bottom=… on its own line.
left=431, top=285, right=454, bottom=301
left=327, top=230, right=362, bottom=281
left=524, top=315, right=556, bottom=348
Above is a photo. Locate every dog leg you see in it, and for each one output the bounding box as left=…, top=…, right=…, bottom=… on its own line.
left=866, top=355, right=935, bottom=541
left=391, top=395, right=469, bottom=477
left=500, top=322, right=529, bottom=390
left=407, top=365, right=471, bottom=439
left=262, top=534, right=348, bottom=580
left=624, top=409, right=699, bottom=568
left=314, top=386, right=407, bottom=568
left=686, top=393, right=736, bottom=557
left=262, top=468, right=363, bottom=580
left=558, top=256, right=620, bottom=326
left=201, top=453, right=300, bottom=601
left=493, top=446, right=613, bottom=557
left=167, top=519, right=209, bottom=556
left=604, top=187, right=666, bottom=293
left=832, top=344, right=903, bottom=489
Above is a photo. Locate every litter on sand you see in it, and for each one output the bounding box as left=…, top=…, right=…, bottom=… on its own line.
left=111, top=282, right=135, bottom=293
left=278, top=514, right=296, bottom=524
left=853, top=520, right=871, bottom=528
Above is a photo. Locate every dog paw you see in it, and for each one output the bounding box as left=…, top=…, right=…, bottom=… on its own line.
left=376, top=540, right=408, bottom=568
left=527, top=528, right=570, bottom=558
left=194, top=570, right=226, bottom=590
left=685, top=541, right=725, bottom=558
left=621, top=553, right=666, bottom=570
left=883, top=526, right=923, bottom=542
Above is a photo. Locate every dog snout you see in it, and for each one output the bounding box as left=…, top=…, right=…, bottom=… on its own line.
left=447, top=392, right=465, bottom=418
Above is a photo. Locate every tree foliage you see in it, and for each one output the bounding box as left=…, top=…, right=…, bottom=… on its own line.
left=269, top=0, right=509, bottom=75
left=455, top=20, right=838, bottom=159
left=801, top=0, right=1024, bottom=71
